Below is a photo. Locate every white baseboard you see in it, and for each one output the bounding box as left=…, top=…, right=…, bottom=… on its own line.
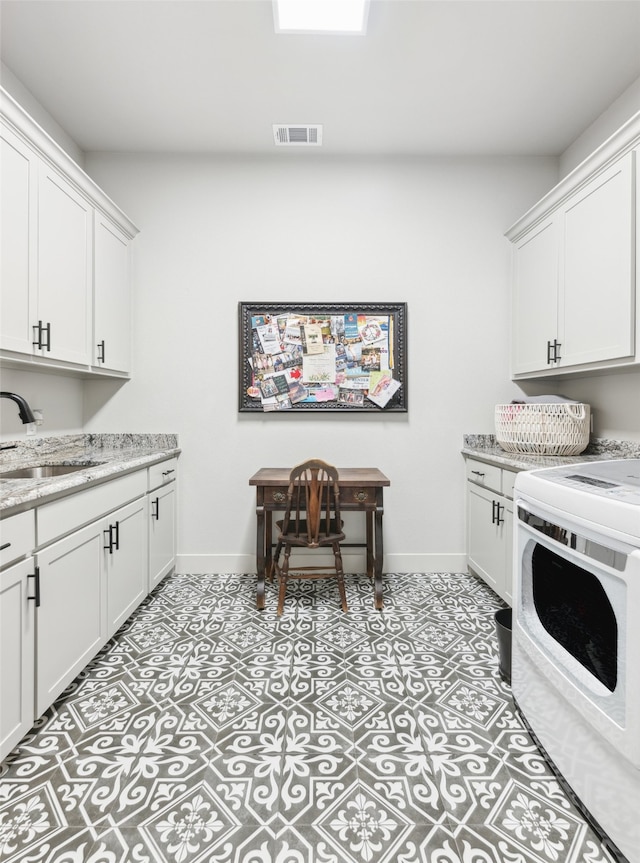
left=175, top=551, right=467, bottom=575
left=176, top=554, right=257, bottom=574
left=384, top=552, right=467, bottom=573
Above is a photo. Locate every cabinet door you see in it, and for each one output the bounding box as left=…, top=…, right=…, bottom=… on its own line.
left=511, top=217, right=559, bottom=375
left=149, top=482, right=177, bottom=591
left=0, top=123, right=37, bottom=354
left=559, top=152, right=635, bottom=367
left=0, top=558, right=35, bottom=760
left=467, top=482, right=508, bottom=601
left=37, top=163, right=92, bottom=365
left=503, top=502, right=514, bottom=606
left=104, top=497, right=148, bottom=634
left=94, top=213, right=132, bottom=374
left=36, top=522, right=106, bottom=716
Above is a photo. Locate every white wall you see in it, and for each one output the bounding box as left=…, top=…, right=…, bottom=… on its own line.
left=82, top=152, right=558, bottom=573
left=0, top=367, right=85, bottom=440
left=3, top=75, right=638, bottom=571
left=0, top=62, right=85, bottom=166
left=0, top=112, right=560, bottom=571
left=557, top=371, right=640, bottom=442
left=559, top=74, right=640, bottom=178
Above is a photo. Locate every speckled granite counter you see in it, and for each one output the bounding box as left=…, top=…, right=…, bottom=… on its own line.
left=462, top=434, right=640, bottom=472
left=0, top=434, right=180, bottom=515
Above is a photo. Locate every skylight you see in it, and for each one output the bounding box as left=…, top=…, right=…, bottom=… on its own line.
left=273, top=0, right=369, bottom=34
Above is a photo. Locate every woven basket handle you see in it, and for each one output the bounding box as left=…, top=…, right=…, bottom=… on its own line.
left=565, top=404, right=586, bottom=421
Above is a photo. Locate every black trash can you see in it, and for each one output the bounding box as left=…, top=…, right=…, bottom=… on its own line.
left=494, top=608, right=512, bottom=685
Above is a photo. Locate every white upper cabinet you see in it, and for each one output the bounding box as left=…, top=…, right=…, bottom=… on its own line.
left=507, top=115, right=640, bottom=380
left=37, top=163, right=93, bottom=365
left=94, top=213, right=133, bottom=374
left=512, top=217, right=559, bottom=375
left=0, top=123, right=37, bottom=355
left=0, top=89, right=138, bottom=377
left=560, top=154, right=634, bottom=368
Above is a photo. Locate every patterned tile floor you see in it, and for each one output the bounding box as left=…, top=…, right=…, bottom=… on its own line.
left=0, top=571, right=619, bottom=863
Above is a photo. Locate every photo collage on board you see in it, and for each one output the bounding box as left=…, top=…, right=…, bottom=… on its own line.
left=246, top=310, right=402, bottom=411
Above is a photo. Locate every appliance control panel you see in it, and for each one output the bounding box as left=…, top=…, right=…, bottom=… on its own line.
left=529, top=459, right=640, bottom=505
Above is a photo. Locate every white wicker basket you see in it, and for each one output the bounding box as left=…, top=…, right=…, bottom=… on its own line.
left=495, top=403, right=590, bottom=456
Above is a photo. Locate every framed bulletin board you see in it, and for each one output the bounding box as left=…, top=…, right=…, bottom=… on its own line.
left=238, top=302, right=408, bottom=413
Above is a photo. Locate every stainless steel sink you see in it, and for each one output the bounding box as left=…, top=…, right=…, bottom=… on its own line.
left=0, top=462, right=104, bottom=479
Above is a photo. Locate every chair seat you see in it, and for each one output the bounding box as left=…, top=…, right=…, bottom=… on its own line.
left=278, top=533, right=345, bottom=550
left=276, top=518, right=344, bottom=540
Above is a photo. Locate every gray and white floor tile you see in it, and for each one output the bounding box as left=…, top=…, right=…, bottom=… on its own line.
left=0, top=571, right=618, bottom=862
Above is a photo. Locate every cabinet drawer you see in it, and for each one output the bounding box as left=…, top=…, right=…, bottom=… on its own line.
left=37, top=470, right=146, bottom=547
left=265, top=487, right=288, bottom=505
left=466, top=459, right=502, bottom=493
left=148, top=458, right=178, bottom=491
left=344, top=487, right=375, bottom=505
left=0, top=510, right=35, bottom=568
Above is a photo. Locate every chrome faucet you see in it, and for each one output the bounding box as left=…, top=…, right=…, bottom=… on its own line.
left=0, top=392, right=37, bottom=424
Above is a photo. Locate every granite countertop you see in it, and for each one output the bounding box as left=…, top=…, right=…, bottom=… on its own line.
left=0, top=434, right=180, bottom=516
left=462, top=434, right=640, bottom=472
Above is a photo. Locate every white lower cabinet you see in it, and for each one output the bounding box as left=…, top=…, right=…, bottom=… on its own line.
left=466, top=459, right=516, bottom=605
left=0, top=557, right=36, bottom=760
left=35, top=483, right=149, bottom=716
left=148, top=481, right=177, bottom=590
left=504, top=504, right=513, bottom=604
left=36, top=521, right=107, bottom=716
left=104, top=496, right=148, bottom=632
left=0, top=456, right=177, bottom=757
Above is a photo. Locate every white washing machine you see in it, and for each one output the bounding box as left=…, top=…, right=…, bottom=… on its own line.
left=513, top=459, right=640, bottom=863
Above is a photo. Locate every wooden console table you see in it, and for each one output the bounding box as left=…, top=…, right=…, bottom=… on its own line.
left=249, top=467, right=390, bottom=611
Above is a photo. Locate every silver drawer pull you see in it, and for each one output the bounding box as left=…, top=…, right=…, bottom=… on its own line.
left=162, top=469, right=175, bottom=477
left=471, top=470, right=485, bottom=477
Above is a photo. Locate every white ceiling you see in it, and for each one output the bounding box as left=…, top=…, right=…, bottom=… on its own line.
left=1, top=0, right=640, bottom=157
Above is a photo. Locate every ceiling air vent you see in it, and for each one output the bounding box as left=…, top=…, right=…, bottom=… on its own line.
left=273, top=125, right=323, bottom=146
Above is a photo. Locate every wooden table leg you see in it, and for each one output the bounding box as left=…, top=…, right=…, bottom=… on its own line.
left=374, top=503, right=384, bottom=610
left=265, top=510, right=273, bottom=583
left=256, top=505, right=266, bottom=610
left=365, top=510, right=374, bottom=579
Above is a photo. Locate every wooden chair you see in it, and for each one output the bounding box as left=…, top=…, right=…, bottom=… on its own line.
left=273, top=458, right=347, bottom=616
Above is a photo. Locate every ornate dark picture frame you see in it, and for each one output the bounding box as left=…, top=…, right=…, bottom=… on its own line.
left=239, top=302, right=408, bottom=413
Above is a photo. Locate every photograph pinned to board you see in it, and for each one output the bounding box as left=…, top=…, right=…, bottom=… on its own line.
left=239, top=302, right=407, bottom=413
